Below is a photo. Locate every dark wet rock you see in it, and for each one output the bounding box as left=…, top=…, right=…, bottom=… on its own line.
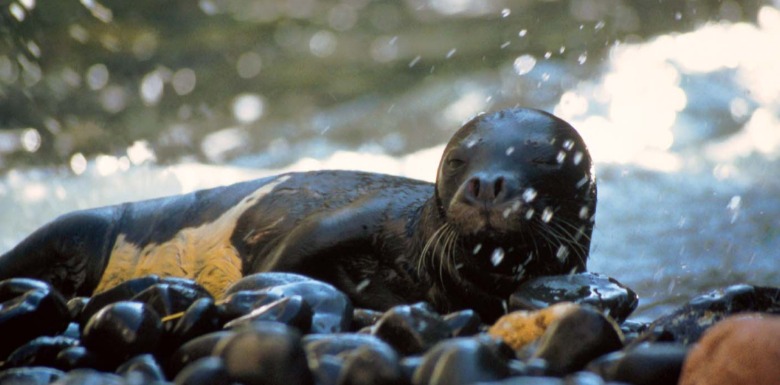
left=266, top=280, right=353, bottom=333
left=79, top=275, right=161, bottom=325
left=338, top=345, right=404, bottom=385
left=173, top=357, right=232, bottom=385
left=352, top=308, right=383, bottom=331
left=3, top=336, right=78, bottom=369
left=60, top=322, right=81, bottom=339
left=533, top=306, right=624, bottom=376
left=443, top=309, right=482, bottom=337
left=586, top=342, right=688, bottom=385
left=217, top=289, right=285, bottom=321
left=117, top=354, right=166, bottom=383
left=679, top=315, right=780, bottom=385
left=166, top=297, right=222, bottom=353
left=81, top=301, right=163, bottom=365
left=412, top=336, right=510, bottom=385
left=304, top=333, right=396, bottom=358
left=637, top=284, right=780, bottom=345
left=223, top=272, right=313, bottom=296
left=0, top=366, right=64, bottom=384
left=0, top=278, right=70, bottom=358
left=167, top=330, right=235, bottom=378
left=131, top=282, right=212, bottom=318
left=618, top=320, right=648, bottom=345
left=373, top=303, right=452, bottom=356
left=473, top=376, right=565, bottom=385
left=66, top=297, right=89, bottom=320
left=215, top=321, right=312, bottom=385
left=54, top=346, right=105, bottom=371
left=564, top=371, right=608, bottom=384
left=303, top=333, right=401, bottom=384
left=509, top=273, right=638, bottom=323
left=50, top=368, right=125, bottom=385
left=400, top=356, right=422, bottom=383
left=224, top=295, right=313, bottom=332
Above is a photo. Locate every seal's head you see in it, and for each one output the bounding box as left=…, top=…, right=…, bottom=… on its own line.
left=433, top=108, right=596, bottom=285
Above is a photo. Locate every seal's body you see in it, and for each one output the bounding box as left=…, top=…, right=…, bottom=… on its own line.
left=0, top=108, right=596, bottom=321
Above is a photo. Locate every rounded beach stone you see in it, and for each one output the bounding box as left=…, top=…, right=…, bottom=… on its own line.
left=223, top=295, right=312, bottom=332
left=412, top=336, right=510, bottom=385
left=222, top=272, right=312, bottom=296
left=81, top=301, right=163, bottom=363
left=509, top=272, right=638, bottom=322
left=0, top=278, right=70, bottom=358
left=173, top=356, right=232, bottom=385
left=487, top=302, right=579, bottom=350
left=586, top=342, right=688, bottom=385
left=532, top=306, right=623, bottom=375
left=168, top=330, right=235, bottom=377
left=216, top=321, right=313, bottom=385
left=3, top=335, right=78, bottom=369
left=678, top=314, right=780, bottom=385
left=443, top=309, right=482, bottom=337
left=0, top=367, right=64, bottom=384
left=372, top=303, right=452, bottom=355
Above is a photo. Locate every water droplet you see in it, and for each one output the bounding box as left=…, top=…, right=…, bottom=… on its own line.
left=594, top=20, right=605, bottom=30
left=556, top=151, right=566, bottom=164
left=70, top=153, right=87, bottom=175
left=501, top=8, right=511, bottom=17
left=518, top=29, right=527, bottom=37
left=542, top=207, right=554, bottom=223
left=10, top=3, right=26, bottom=21
left=559, top=46, right=566, bottom=54
left=513, top=54, right=536, bottom=76
left=505, top=146, right=515, bottom=155
left=232, top=93, right=265, bottom=123
left=575, top=226, right=585, bottom=240
left=356, top=279, right=370, bottom=292
left=577, top=53, right=587, bottom=65
left=86, top=63, right=109, bottom=91
left=465, top=137, right=478, bottom=148
left=579, top=206, right=589, bottom=219
left=576, top=175, right=589, bottom=188
left=473, top=243, right=482, bottom=254
left=675, top=12, right=682, bottom=20
left=573, top=151, right=583, bottom=165
left=563, top=139, right=575, bottom=151
left=556, top=245, right=569, bottom=262
left=172, top=68, right=197, bottom=96
left=409, top=55, right=421, bottom=68
left=491, top=248, right=505, bottom=266
left=544, top=51, right=552, bottom=59
left=523, top=188, right=537, bottom=203
left=502, top=300, right=508, bottom=314
left=21, top=128, right=41, bottom=152
left=445, top=48, right=457, bottom=59
left=525, top=208, right=534, bottom=220
left=503, top=208, right=512, bottom=218
left=512, top=201, right=521, bottom=212
left=500, top=41, right=511, bottom=49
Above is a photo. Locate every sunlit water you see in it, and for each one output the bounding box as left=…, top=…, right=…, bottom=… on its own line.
left=2, top=8, right=780, bottom=321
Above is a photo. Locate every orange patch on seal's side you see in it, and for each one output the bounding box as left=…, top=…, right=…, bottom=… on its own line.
left=93, top=176, right=290, bottom=298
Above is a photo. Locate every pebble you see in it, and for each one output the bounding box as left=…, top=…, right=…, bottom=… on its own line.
left=266, top=280, right=353, bottom=333
left=678, top=314, right=780, bottom=385
left=587, top=342, right=688, bottom=385
left=1, top=274, right=777, bottom=385
left=509, top=273, right=638, bottom=323
left=224, top=295, right=313, bottom=332
left=532, top=306, right=623, bottom=375
left=443, top=309, right=482, bottom=337
left=0, top=366, right=64, bottom=385
left=487, top=302, right=579, bottom=350
left=638, top=284, right=780, bottom=345
left=173, top=356, right=232, bottom=385
left=412, top=336, right=510, bottom=385
left=372, top=302, right=452, bottom=355
left=0, top=278, right=70, bottom=359
left=216, top=321, right=313, bottom=385
left=3, top=335, right=78, bottom=369
left=81, top=301, right=163, bottom=365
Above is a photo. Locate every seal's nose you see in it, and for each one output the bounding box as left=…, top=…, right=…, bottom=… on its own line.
left=462, top=174, right=508, bottom=206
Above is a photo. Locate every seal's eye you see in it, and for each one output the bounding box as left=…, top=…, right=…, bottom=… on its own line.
left=446, top=158, right=465, bottom=170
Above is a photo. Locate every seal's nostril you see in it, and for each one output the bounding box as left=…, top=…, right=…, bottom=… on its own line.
left=494, top=177, right=504, bottom=197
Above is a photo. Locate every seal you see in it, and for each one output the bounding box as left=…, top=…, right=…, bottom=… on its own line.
left=0, top=108, right=596, bottom=322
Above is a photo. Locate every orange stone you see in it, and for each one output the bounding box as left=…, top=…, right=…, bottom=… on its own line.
left=487, top=302, right=580, bottom=350
left=679, top=313, right=780, bottom=385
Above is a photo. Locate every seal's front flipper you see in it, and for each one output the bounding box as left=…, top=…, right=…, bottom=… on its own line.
left=0, top=207, right=122, bottom=297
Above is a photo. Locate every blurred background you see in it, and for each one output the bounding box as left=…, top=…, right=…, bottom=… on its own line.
left=1, top=0, right=779, bottom=320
